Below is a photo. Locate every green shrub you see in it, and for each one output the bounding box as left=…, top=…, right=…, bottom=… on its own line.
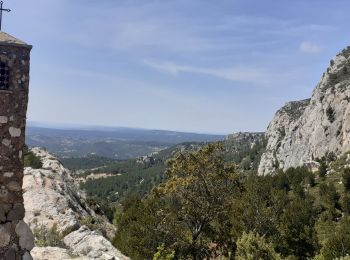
left=235, top=231, right=281, bottom=260
left=343, top=168, right=350, bottom=192
left=318, top=218, right=350, bottom=259
left=342, top=194, right=350, bottom=215
left=33, top=224, right=66, bottom=248
left=24, top=146, right=42, bottom=169
left=153, top=245, right=175, bottom=260
left=80, top=216, right=98, bottom=231
left=326, top=107, right=335, bottom=123
left=79, top=216, right=107, bottom=237
left=318, top=158, right=328, bottom=178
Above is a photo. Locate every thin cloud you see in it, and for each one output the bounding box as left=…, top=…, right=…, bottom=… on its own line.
left=47, top=1, right=333, bottom=58
left=144, top=60, right=272, bottom=85
left=299, top=41, right=321, bottom=53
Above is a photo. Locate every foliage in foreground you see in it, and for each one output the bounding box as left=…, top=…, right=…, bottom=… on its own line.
left=113, top=143, right=239, bottom=259
left=235, top=231, right=281, bottom=260
left=113, top=144, right=350, bottom=260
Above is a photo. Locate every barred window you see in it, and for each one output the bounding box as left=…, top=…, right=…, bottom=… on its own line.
left=0, top=62, right=9, bottom=90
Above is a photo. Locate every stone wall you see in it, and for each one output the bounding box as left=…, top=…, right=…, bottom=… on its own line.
left=0, top=44, right=34, bottom=259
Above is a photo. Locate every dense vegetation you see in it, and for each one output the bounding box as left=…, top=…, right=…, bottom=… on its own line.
left=223, top=133, right=266, bottom=171
left=81, top=161, right=166, bottom=202
left=79, top=135, right=266, bottom=204
left=112, top=144, right=350, bottom=260
left=26, top=131, right=350, bottom=258
left=61, top=155, right=115, bottom=170
left=79, top=143, right=204, bottom=202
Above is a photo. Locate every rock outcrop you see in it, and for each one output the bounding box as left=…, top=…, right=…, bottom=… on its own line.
left=23, top=148, right=128, bottom=260
left=63, top=226, right=127, bottom=260
left=23, top=148, right=87, bottom=234
left=259, top=46, right=350, bottom=175
left=31, top=247, right=89, bottom=260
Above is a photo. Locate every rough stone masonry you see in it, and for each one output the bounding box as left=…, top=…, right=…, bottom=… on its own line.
left=0, top=32, right=34, bottom=260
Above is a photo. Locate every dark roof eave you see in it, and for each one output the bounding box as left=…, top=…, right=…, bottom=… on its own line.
left=0, top=41, right=32, bottom=50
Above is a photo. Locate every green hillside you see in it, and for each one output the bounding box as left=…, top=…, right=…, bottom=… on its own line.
left=78, top=133, right=266, bottom=203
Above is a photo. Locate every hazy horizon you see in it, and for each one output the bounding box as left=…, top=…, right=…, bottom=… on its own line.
left=6, top=0, right=350, bottom=133
left=27, top=121, right=230, bottom=136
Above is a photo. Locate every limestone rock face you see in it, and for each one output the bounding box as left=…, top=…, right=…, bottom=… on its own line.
left=259, top=46, right=350, bottom=175
left=23, top=148, right=89, bottom=233
left=63, top=226, right=129, bottom=260
left=31, top=247, right=90, bottom=260
left=23, top=148, right=128, bottom=260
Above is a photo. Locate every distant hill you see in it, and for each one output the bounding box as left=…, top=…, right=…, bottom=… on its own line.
left=26, top=126, right=224, bottom=160
left=78, top=132, right=266, bottom=203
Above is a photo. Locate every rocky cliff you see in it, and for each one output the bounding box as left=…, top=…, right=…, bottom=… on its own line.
left=23, top=148, right=128, bottom=260
left=259, top=46, right=350, bottom=175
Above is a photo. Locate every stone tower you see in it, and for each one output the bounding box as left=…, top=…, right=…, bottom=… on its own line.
left=0, top=32, right=34, bottom=259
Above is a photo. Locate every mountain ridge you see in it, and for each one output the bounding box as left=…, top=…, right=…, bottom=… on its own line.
left=26, top=126, right=224, bottom=160
left=259, top=46, right=350, bottom=175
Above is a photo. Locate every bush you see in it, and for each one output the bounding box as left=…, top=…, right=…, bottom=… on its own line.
left=326, top=107, right=335, bottom=123
left=80, top=216, right=98, bottom=231
left=24, top=146, right=42, bottom=169
left=319, top=183, right=339, bottom=210
left=318, top=159, right=328, bottom=178
left=278, top=195, right=317, bottom=258
left=343, top=168, right=350, bottom=192
left=80, top=216, right=107, bottom=237
left=153, top=245, right=175, bottom=260
left=113, top=195, right=163, bottom=260
left=342, top=194, right=350, bottom=215
left=318, top=218, right=350, bottom=259
left=33, top=224, right=66, bottom=248
left=235, top=231, right=281, bottom=260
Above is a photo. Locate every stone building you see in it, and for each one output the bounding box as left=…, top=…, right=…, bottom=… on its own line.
left=0, top=32, right=34, bottom=259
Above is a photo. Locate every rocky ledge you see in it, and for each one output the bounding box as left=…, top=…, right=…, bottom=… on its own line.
left=24, top=148, right=128, bottom=260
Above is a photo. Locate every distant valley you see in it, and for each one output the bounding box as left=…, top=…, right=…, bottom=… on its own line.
left=26, top=126, right=224, bottom=160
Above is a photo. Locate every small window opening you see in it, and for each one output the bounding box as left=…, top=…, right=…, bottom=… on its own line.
left=0, top=62, right=10, bottom=90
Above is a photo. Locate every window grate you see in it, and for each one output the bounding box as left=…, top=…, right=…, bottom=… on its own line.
left=0, top=62, right=9, bottom=90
